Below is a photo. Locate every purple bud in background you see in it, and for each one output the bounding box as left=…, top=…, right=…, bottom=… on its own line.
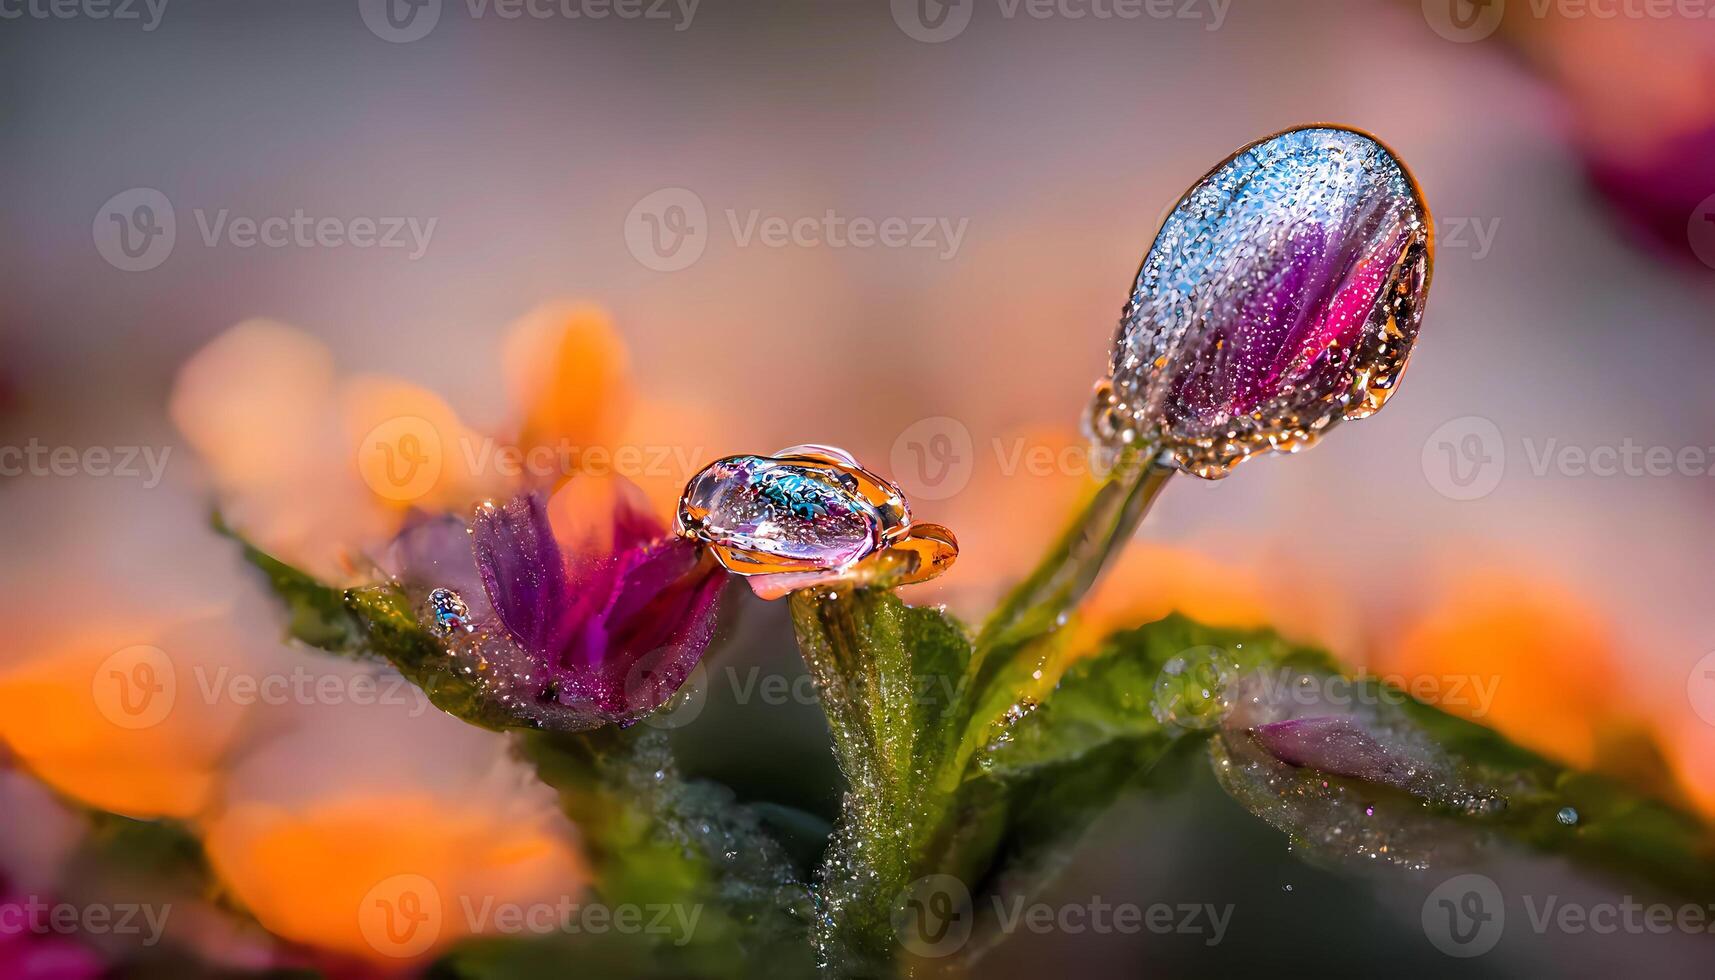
left=1089, top=126, right=1433, bottom=478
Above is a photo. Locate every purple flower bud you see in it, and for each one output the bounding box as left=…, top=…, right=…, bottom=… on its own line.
left=1089, top=126, right=1433, bottom=478
left=1249, top=716, right=1434, bottom=795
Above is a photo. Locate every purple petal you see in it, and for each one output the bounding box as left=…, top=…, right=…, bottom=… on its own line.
left=471, top=492, right=579, bottom=658
left=1250, top=716, right=1431, bottom=793
left=574, top=538, right=728, bottom=719
left=384, top=512, right=494, bottom=623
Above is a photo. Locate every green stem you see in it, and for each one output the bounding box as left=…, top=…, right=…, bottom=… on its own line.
left=789, top=590, right=923, bottom=975
left=953, top=453, right=1173, bottom=737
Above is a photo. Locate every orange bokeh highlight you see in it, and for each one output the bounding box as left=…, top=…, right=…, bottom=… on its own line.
left=1380, top=571, right=1622, bottom=771
left=205, top=795, right=587, bottom=964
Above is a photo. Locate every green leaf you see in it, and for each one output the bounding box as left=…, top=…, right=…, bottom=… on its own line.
left=910, top=616, right=1317, bottom=961
left=507, top=727, right=817, bottom=979
left=1039, top=618, right=1715, bottom=901
left=217, top=514, right=366, bottom=655
left=225, top=525, right=534, bottom=731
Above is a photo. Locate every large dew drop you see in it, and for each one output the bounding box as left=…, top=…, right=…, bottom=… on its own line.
left=678, top=449, right=910, bottom=574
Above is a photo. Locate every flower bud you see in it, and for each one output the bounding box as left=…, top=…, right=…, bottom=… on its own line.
left=1089, top=126, right=1432, bottom=478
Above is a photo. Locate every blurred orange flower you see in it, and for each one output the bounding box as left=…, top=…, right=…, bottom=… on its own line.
left=202, top=712, right=586, bottom=965
left=170, top=303, right=647, bottom=585
left=0, top=477, right=292, bottom=819
left=1380, top=570, right=1623, bottom=771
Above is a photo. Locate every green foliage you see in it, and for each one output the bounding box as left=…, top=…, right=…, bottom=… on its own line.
left=217, top=515, right=365, bottom=654
left=230, top=533, right=817, bottom=979
left=466, top=727, right=818, bottom=980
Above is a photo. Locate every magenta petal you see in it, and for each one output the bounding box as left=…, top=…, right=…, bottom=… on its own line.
left=1250, top=716, right=1428, bottom=793
left=441, top=492, right=730, bottom=729
left=586, top=538, right=728, bottom=718
left=608, top=475, right=670, bottom=556
left=471, top=492, right=577, bottom=658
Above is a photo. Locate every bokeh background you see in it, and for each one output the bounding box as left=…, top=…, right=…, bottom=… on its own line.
left=4, top=0, right=1715, bottom=975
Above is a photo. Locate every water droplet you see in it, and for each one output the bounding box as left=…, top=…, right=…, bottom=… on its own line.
left=427, top=587, right=473, bottom=636
left=679, top=453, right=896, bottom=570
left=1556, top=806, right=1579, bottom=826
left=1151, top=647, right=1238, bottom=729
